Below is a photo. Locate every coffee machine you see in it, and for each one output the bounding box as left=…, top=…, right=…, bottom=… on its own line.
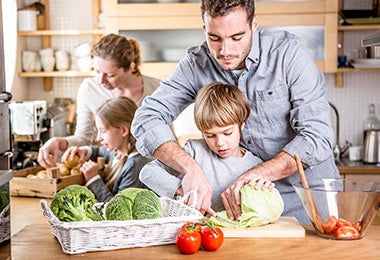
left=9, top=100, right=48, bottom=169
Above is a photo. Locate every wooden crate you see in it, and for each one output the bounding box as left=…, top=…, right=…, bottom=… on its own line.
left=10, top=166, right=85, bottom=198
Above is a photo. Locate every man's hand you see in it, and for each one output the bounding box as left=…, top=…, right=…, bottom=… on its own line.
left=37, top=137, right=68, bottom=168
left=154, top=140, right=215, bottom=216
left=221, top=152, right=297, bottom=220
left=61, top=146, right=87, bottom=165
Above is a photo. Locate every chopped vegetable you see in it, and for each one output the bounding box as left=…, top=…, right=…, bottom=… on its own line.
left=105, top=187, right=163, bottom=220
left=322, top=215, right=361, bottom=239
left=50, top=184, right=103, bottom=222
left=208, top=183, right=284, bottom=228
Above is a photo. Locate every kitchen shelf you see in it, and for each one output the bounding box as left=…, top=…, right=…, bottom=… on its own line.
left=18, top=29, right=105, bottom=36
left=19, top=70, right=95, bottom=78
left=18, top=0, right=104, bottom=91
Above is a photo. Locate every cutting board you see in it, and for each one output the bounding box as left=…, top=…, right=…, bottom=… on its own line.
left=221, top=217, right=305, bottom=238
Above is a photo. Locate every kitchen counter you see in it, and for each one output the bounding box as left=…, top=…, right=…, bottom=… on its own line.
left=338, top=159, right=380, bottom=175
left=9, top=197, right=380, bottom=259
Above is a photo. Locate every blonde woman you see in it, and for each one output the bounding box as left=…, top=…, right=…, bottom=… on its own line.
left=62, top=97, right=150, bottom=202
left=38, top=34, right=160, bottom=168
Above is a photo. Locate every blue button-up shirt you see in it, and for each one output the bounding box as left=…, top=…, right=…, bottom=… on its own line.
left=132, top=29, right=339, bottom=223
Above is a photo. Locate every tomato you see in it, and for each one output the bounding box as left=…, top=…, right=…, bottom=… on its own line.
left=337, top=218, right=353, bottom=228
left=322, top=216, right=338, bottom=234
left=336, top=226, right=360, bottom=239
left=200, top=226, right=224, bottom=251
left=176, top=224, right=201, bottom=254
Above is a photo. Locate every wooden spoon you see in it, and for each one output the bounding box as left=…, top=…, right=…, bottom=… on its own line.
left=294, top=153, right=324, bottom=233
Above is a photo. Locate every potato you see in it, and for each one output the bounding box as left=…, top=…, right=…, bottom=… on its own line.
left=36, top=170, right=47, bottom=179
left=59, top=165, right=70, bottom=177
left=70, top=168, right=81, bottom=175
left=63, top=155, right=80, bottom=169
left=26, top=174, right=36, bottom=178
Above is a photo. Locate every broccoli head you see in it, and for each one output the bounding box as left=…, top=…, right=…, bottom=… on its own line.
left=50, top=185, right=103, bottom=222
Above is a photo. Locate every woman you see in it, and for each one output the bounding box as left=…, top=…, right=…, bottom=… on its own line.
left=38, top=34, right=161, bottom=168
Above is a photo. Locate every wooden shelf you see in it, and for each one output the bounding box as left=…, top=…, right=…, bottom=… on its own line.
left=18, top=29, right=105, bottom=36
left=19, top=70, right=95, bottom=78
left=338, top=24, right=380, bottom=31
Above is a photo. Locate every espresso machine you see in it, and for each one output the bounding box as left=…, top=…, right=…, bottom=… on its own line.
left=9, top=100, right=48, bottom=170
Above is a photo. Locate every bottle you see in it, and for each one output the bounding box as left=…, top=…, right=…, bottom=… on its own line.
left=363, top=104, right=380, bottom=141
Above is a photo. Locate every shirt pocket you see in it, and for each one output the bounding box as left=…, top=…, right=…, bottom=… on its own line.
left=253, top=84, right=291, bottom=128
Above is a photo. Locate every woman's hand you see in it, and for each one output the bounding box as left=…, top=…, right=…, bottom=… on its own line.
left=38, top=137, right=68, bottom=168
left=80, top=160, right=99, bottom=182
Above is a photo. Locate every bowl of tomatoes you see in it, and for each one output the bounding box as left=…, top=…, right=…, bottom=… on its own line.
left=292, top=178, right=380, bottom=240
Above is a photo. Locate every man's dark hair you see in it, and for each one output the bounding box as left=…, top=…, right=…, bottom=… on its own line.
left=201, top=0, right=255, bottom=26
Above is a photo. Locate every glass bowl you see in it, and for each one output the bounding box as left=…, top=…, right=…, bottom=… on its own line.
left=292, top=178, right=380, bottom=240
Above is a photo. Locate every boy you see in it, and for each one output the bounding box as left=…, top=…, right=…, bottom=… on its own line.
left=139, top=82, right=273, bottom=212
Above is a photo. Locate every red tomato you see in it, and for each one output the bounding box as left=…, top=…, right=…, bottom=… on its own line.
left=336, top=226, right=360, bottom=239
left=200, top=226, right=224, bottom=251
left=176, top=224, right=201, bottom=254
left=322, top=216, right=338, bottom=234
left=337, top=218, right=353, bottom=228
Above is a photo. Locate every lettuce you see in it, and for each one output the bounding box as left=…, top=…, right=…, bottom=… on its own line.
left=208, top=184, right=284, bottom=228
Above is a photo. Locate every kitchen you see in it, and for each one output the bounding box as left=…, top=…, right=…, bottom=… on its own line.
left=2, top=0, right=380, bottom=259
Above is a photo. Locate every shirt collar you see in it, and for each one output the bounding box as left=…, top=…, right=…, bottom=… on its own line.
left=245, top=29, right=261, bottom=68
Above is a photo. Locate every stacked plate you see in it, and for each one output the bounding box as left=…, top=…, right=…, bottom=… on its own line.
left=351, top=59, right=380, bottom=69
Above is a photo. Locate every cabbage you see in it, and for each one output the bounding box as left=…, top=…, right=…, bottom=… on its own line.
left=106, top=188, right=163, bottom=220
left=208, top=184, right=284, bottom=228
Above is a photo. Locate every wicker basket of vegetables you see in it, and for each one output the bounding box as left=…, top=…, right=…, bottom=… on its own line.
left=40, top=185, right=204, bottom=254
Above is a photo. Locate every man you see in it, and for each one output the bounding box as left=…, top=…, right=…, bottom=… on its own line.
left=131, top=0, right=339, bottom=224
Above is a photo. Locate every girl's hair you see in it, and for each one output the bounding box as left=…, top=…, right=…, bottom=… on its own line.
left=96, top=96, right=137, bottom=155
left=194, top=82, right=250, bottom=132
left=201, top=0, right=255, bottom=26
left=92, top=33, right=142, bottom=76
left=96, top=96, right=138, bottom=189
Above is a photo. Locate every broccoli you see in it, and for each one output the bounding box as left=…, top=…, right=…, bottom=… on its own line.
left=0, top=187, right=10, bottom=216
left=50, top=185, right=103, bottom=222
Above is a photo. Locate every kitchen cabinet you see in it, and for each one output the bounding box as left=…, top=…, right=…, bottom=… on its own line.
left=334, top=0, right=380, bottom=87
left=18, top=0, right=105, bottom=91
left=104, top=0, right=338, bottom=79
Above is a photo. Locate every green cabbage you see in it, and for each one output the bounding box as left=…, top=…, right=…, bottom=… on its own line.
left=105, top=188, right=163, bottom=220
left=208, top=184, right=284, bottom=228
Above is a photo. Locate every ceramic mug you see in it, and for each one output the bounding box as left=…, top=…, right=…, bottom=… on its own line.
left=41, top=56, right=55, bottom=72
left=55, top=50, right=70, bottom=71
left=39, top=48, right=54, bottom=58
left=17, top=10, right=38, bottom=31
left=22, top=51, right=37, bottom=72
left=349, top=146, right=363, bottom=161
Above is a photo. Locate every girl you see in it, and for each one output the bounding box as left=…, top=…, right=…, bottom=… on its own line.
left=62, top=96, right=150, bottom=202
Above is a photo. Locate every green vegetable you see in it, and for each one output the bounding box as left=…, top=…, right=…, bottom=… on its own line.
left=106, top=187, right=163, bottom=220
left=208, top=184, right=284, bottom=228
left=0, top=187, right=10, bottom=216
left=50, top=185, right=103, bottom=222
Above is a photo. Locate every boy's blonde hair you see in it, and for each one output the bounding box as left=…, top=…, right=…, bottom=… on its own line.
left=194, top=82, right=250, bottom=131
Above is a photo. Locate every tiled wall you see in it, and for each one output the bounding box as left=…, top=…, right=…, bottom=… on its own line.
left=22, top=0, right=380, bottom=149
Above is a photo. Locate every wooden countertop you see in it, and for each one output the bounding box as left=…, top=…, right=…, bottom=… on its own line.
left=338, top=160, right=380, bottom=175
left=9, top=197, right=380, bottom=259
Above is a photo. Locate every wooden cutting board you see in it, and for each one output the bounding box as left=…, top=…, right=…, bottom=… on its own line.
left=221, top=217, right=305, bottom=238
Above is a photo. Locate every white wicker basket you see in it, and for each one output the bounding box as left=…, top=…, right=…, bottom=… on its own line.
left=0, top=204, right=10, bottom=244
left=40, top=195, right=204, bottom=254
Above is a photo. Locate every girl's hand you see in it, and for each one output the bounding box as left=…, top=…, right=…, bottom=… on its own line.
left=80, top=160, right=99, bottom=182
left=61, top=146, right=87, bottom=165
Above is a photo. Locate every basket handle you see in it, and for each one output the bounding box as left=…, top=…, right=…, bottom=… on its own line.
left=40, top=199, right=60, bottom=225
left=178, top=190, right=197, bottom=208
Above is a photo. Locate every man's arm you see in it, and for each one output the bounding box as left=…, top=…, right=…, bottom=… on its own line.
left=153, top=140, right=215, bottom=215
left=221, top=151, right=297, bottom=220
